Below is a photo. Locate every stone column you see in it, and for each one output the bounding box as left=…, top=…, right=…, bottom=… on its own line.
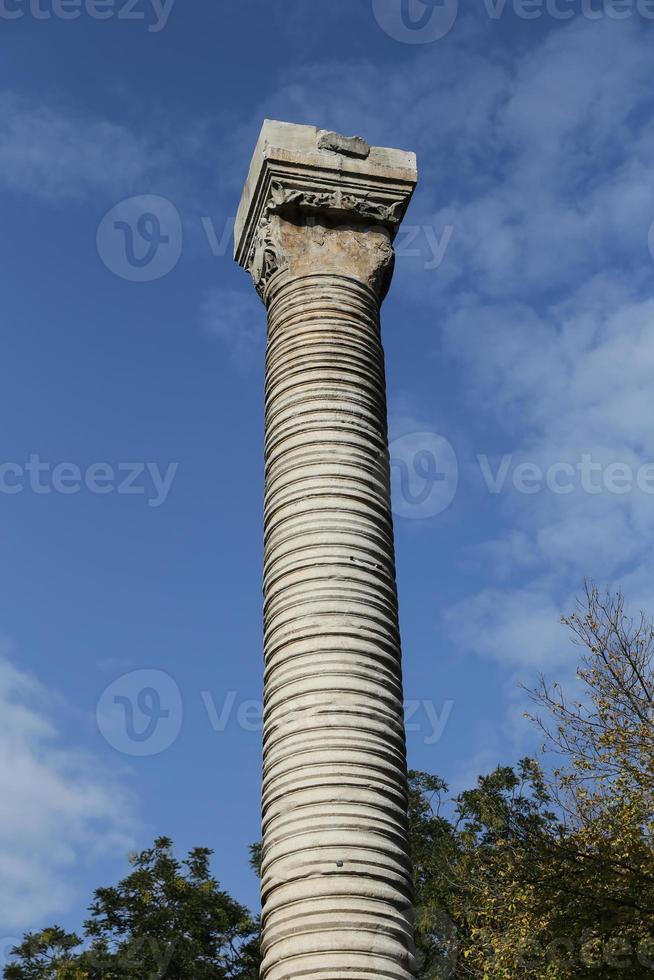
left=235, top=121, right=418, bottom=980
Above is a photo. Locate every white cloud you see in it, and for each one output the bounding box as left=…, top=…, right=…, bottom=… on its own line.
left=442, top=278, right=654, bottom=666
left=0, top=645, right=135, bottom=932
left=216, top=18, right=654, bottom=307
left=0, top=92, right=168, bottom=202
left=200, top=287, right=265, bottom=371
left=401, top=21, right=654, bottom=672
left=4, top=18, right=643, bottom=676
left=444, top=585, right=569, bottom=669
left=403, top=20, right=654, bottom=302
left=445, top=279, right=654, bottom=566
left=216, top=18, right=654, bottom=671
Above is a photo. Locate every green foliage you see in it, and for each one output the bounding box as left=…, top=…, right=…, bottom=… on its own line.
left=7, top=585, right=654, bottom=979
left=4, top=839, right=260, bottom=980
left=410, top=585, right=654, bottom=978
left=4, top=928, right=85, bottom=979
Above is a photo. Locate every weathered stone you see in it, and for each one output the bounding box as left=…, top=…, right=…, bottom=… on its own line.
left=316, top=129, right=371, bottom=158
left=235, top=119, right=418, bottom=980
left=234, top=119, right=417, bottom=299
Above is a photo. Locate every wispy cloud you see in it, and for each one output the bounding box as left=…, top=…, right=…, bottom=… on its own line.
left=444, top=584, right=569, bottom=668
left=0, top=643, right=136, bottom=932
left=213, top=17, right=654, bottom=674
left=409, top=21, right=654, bottom=669
left=0, top=92, right=169, bottom=202
left=4, top=17, right=651, bottom=678
left=200, top=286, right=265, bottom=371
left=441, top=280, right=654, bottom=666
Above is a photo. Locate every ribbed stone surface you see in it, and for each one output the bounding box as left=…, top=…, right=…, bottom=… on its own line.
left=260, top=272, right=415, bottom=980
left=234, top=120, right=418, bottom=980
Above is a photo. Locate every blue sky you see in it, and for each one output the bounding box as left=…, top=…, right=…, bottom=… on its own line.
left=2, top=0, right=654, bottom=956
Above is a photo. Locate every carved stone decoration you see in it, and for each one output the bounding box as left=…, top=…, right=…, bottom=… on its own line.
left=234, top=120, right=418, bottom=980
left=235, top=119, right=417, bottom=300
left=249, top=209, right=287, bottom=300
left=268, top=180, right=405, bottom=224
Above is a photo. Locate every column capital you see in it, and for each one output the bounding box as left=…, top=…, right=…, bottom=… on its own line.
left=234, top=119, right=418, bottom=300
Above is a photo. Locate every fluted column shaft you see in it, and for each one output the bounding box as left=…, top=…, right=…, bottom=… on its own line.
left=233, top=119, right=418, bottom=980
left=260, top=268, right=414, bottom=980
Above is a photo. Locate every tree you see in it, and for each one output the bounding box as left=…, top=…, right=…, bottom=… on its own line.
left=8, top=585, right=654, bottom=979
left=4, top=838, right=260, bottom=980
left=3, top=928, right=87, bottom=980
left=408, top=771, right=463, bottom=977
left=410, top=584, right=654, bottom=978
left=409, top=760, right=561, bottom=978
left=520, top=584, right=654, bottom=976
